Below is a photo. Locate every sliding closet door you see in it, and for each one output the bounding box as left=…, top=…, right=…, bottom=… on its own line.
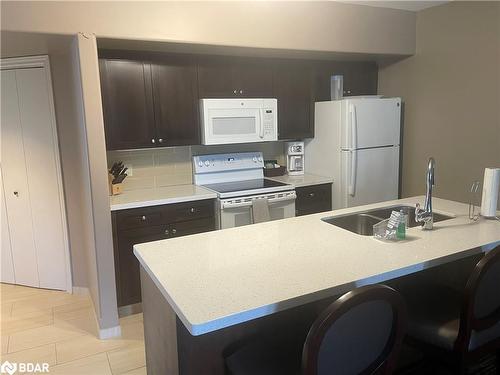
left=1, top=65, right=69, bottom=290
left=1, top=167, right=15, bottom=284
left=1, top=70, right=39, bottom=287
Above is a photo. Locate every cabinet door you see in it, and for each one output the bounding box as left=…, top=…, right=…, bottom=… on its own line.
left=99, top=59, right=156, bottom=150
left=273, top=62, right=313, bottom=139
left=197, top=56, right=234, bottom=98
left=233, top=59, right=273, bottom=98
left=197, top=56, right=273, bottom=98
left=152, top=56, right=200, bottom=146
left=115, top=225, right=169, bottom=306
left=295, top=183, right=332, bottom=216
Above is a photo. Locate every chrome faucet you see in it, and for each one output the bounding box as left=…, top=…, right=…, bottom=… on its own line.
left=415, top=157, right=435, bottom=230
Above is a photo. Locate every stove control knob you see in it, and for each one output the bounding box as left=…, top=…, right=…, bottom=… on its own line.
left=258, top=157, right=263, bottom=162
left=198, top=161, right=203, bottom=167
left=252, top=157, right=257, bottom=162
left=204, top=160, right=210, bottom=167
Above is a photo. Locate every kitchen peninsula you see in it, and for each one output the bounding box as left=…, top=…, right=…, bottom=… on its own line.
left=134, top=197, right=500, bottom=374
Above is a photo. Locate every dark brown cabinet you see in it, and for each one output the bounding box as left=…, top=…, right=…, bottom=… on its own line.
left=152, top=56, right=200, bottom=146
left=112, top=199, right=215, bottom=307
left=197, top=56, right=273, bottom=98
left=99, top=50, right=379, bottom=150
left=100, top=54, right=200, bottom=150
left=99, top=59, right=156, bottom=150
left=273, top=61, right=314, bottom=140
left=295, top=183, right=332, bottom=216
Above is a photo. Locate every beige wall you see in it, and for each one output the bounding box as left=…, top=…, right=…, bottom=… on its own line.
left=75, top=33, right=119, bottom=331
left=379, top=1, right=500, bottom=205
left=1, top=1, right=416, bottom=56
left=1, top=32, right=90, bottom=288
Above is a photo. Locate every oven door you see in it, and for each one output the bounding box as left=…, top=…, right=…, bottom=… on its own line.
left=219, top=191, right=296, bottom=229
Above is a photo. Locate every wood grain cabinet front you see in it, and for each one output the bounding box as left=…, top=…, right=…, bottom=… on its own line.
left=112, top=200, right=215, bottom=307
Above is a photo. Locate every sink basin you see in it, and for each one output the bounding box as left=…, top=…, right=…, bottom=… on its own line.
left=322, top=205, right=454, bottom=236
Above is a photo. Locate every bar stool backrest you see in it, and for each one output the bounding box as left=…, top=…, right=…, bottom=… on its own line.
left=302, top=284, right=406, bottom=375
left=456, top=245, right=500, bottom=353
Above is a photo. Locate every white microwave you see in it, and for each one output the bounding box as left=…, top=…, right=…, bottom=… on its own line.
left=200, top=98, right=278, bottom=145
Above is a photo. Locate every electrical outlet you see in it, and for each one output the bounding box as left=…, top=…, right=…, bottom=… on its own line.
left=125, top=164, right=133, bottom=176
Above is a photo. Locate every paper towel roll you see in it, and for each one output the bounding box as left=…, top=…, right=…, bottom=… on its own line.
left=480, top=167, right=500, bottom=218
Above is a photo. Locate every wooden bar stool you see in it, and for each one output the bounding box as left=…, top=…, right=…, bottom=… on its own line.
left=403, top=245, right=500, bottom=374
left=225, top=284, right=407, bottom=375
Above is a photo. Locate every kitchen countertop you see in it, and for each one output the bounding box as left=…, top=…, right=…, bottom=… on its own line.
left=109, top=184, right=218, bottom=211
left=267, top=172, right=333, bottom=188
left=134, top=197, right=500, bottom=335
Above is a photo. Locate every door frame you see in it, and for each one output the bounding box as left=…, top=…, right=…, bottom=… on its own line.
left=0, top=55, right=73, bottom=293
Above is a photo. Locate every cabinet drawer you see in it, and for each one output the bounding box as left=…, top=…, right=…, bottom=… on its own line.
left=295, top=183, right=332, bottom=216
left=170, top=217, right=216, bottom=238
left=115, top=206, right=166, bottom=230
left=165, top=199, right=214, bottom=223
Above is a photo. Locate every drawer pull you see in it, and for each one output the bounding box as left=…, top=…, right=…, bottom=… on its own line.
left=141, top=215, right=146, bottom=221
left=189, top=207, right=195, bottom=213
left=164, top=229, right=169, bottom=235
left=172, top=228, right=177, bottom=234
left=308, top=192, right=315, bottom=198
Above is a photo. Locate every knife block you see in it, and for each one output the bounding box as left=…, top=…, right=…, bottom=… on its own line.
left=108, top=173, right=123, bottom=196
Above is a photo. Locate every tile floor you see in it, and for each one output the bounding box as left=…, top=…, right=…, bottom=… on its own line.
left=0, top=283, right=146, bottom=374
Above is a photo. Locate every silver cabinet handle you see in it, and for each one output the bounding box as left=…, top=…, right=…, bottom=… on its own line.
left=233, top=89, right=237, bottom=94
left=189, top=207, right=195, bottom=213
left=141, top=215, right=146, bottom=221
left=239, top=90, right=243, bottom=94
left=309, top=192, right=315, bottom=197
left=158, top=138, right=163, bottom=143
left=164, top=228, right=169, bottom=235
left=171, top=228, right=177, bottom=235
left=151, top=139, right=155, bottom=144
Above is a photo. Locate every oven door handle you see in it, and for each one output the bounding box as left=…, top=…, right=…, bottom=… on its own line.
left=221, top=192, right=296, bottom=209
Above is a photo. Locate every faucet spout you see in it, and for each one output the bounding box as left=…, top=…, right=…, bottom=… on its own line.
left=416, top=157, right=435, bottom=230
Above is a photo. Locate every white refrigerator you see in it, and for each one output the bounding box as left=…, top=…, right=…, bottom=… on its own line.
left=305, top=97, right=401, bottom=209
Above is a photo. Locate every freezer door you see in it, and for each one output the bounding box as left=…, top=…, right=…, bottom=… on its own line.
left=341, top=98, right=401, bottom=149
left=340, top=146, right=399, bottom=208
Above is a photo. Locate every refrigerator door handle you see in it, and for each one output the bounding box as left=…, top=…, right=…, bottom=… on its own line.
left=349, top=150, right=357, bottom=196
left=349, top=104, right=358, bottom=150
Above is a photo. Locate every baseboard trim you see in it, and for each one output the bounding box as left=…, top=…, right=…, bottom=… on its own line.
left=99, top=325, right=122, bottom=339
left=72, top=286, right=90, bottom=295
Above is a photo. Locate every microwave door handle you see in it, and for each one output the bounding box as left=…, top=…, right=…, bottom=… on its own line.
left=259, top=109, right=264, bottom=139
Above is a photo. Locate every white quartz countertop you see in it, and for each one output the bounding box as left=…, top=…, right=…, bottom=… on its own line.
left=267, top=173, right=333, bottom=188
left=134, top=197, right=500, bottom=336
left=110, top=184, right=217, bottom=211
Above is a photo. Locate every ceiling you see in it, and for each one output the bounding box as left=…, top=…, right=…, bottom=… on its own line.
left=340, top=1, right=450, bottom=12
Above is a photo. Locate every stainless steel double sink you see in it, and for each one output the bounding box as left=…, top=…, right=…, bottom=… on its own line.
left=321, top=205, right=454, bottom=236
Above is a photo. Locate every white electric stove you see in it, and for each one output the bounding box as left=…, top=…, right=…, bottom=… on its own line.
left=193, top=152, right=296, bottom=229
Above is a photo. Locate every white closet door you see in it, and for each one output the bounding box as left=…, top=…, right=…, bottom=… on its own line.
left=15, top=68, right=68, bottom=290
left=1, top=70, right=39, bottom=287
left=1, top=167, right=15, bottom=284
left=1, top=65, right=69, bottom=291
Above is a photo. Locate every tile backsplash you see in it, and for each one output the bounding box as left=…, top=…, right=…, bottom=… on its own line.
left=107, top=143, right=285, bottom=191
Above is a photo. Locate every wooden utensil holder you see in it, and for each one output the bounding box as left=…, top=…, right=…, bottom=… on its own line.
left=108, top=173, right=123, bottom=196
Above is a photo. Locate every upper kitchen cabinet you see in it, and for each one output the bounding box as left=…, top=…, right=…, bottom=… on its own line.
left=151, top=55, right=200, bottom=146
left=99, top=53, right=201, bottom=150
left=99, top=59, right=156, bottom=150
left=273, top=61, right=314, bottom=140
left=197, top=56, right=273, bottom=98
left=312, top=61, right=378, bottom=101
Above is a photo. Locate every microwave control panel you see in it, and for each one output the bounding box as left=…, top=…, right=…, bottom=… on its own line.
left=263, top=109, right=275, bottom=136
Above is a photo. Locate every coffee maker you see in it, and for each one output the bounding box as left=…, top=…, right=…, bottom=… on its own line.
left=286, top=142, right=305, bottom=176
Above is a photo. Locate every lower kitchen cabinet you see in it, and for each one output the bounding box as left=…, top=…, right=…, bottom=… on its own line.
left=112, top=199, right=215, bottom=307
left=295, top=183, right=332, bottom=216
